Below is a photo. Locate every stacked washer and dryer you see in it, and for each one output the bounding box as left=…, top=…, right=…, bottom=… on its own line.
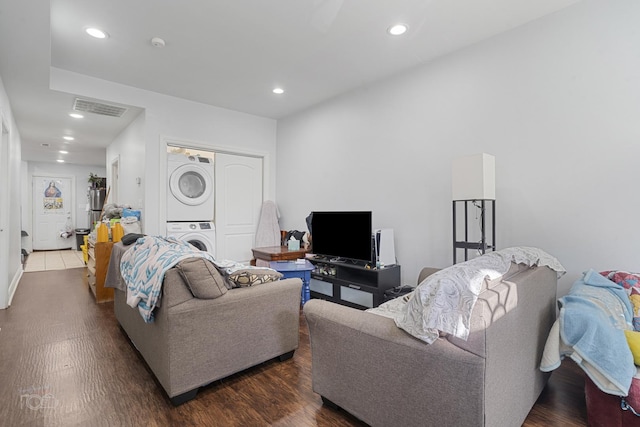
left=166, top=153, right=216, bottom=257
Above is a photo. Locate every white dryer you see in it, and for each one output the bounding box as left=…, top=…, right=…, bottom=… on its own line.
left=167, top=153, right=215, bottom=222
left=167, top=221, right=216, bottom=257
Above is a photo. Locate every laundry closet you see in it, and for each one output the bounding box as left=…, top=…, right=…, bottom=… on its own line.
left=165, top=145, right=264, bottom=263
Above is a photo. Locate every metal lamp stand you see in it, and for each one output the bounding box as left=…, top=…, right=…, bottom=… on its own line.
left=453, top=199, right=495, bottom=263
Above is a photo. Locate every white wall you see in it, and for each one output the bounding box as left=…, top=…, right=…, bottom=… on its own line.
left=50, top=69, right=277, bottom=236
left=0, top=75, right=23, bottom=308
left=106, top=111, right=145, bottom=210
left=276, top=0, right=640, bottom=295
left=23, top=162, right=107, bottom=251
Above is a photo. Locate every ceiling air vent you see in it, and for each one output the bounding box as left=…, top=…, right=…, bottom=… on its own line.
left=73, top=98, right=128, bottom=118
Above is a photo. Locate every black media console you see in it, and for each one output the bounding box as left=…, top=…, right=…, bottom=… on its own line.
left=308, top=257, right=401, bottom=309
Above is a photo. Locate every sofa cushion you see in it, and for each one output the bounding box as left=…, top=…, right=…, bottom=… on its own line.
left=228, top=268, right=283, bottom=288
left=175, top=258, right=228, bottom=299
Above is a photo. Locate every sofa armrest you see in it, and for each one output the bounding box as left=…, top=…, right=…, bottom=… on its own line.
left=303, top=299, right=485, bottom=427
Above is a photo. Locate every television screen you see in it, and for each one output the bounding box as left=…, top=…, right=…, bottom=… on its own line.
left=311, top=211, right=372, bottom=263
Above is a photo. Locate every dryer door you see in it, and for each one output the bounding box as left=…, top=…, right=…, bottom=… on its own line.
left=169, top=163, right=214, bottom=206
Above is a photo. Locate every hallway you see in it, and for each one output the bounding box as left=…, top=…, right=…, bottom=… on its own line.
left=23, top=250, right=85, bottom=272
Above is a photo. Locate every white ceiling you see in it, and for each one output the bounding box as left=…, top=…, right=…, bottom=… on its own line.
left=0, top=0, right=580, bottom=166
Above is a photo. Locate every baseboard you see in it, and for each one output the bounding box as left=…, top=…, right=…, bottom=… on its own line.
left=7, top=266, right=23, bottom=306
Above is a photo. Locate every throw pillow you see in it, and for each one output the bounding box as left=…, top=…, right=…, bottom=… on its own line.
left=227, top=268, right=283, bottom=288
left=175, top=257, right=228, bottom=299
left=625, top=330, right=640, bottom=366
left=121, top=233, right=144, bottom=246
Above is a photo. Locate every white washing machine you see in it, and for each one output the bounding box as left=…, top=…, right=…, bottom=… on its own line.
left=167, top=153, right=215, bottom=222
left=167, top=221, right=216, bottom=257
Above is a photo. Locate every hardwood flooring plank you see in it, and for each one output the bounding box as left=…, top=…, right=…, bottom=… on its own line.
left=0, top=269, right=589, bottom=426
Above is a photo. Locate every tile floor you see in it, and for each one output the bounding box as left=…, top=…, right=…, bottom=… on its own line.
left=23, top=250, right=85, bottom=272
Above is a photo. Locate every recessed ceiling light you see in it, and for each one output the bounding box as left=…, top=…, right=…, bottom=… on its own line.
left=85, top=27, right=108, bottom=39
left=388, top=24, right=408, bottom=36
left=59, top=150, right=68, bottom=154
left=63, top=136, right=74, bottom=141
left=69, top=113, right=84, bottom=119
left=56, top=159, right=65, bottom=163
left=273, top=88, right=285, bottom=95
left=151, top=37, right=166, bottom=48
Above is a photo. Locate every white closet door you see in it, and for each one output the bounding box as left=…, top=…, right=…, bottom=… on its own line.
left=214, top=153, right=263, bottom=263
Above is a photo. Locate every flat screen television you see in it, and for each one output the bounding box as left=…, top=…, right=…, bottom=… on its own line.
left=310, top=211, right=372, bottom=263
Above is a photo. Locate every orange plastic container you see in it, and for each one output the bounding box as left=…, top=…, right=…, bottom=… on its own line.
left=112, top=222, right=124, bottom=243
left=97, top=223, right=109, bottom=242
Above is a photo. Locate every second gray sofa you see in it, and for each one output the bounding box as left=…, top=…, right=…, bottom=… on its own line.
left=304, top=262, right=558, bottom=426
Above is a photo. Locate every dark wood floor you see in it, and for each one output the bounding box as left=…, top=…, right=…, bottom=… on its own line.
left=0, top=268, right=588, bottom=426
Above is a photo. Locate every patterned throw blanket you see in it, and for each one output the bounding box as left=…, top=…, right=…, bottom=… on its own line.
left=120, top=236, right=215, bottom=323
left=369, top=247, right=566, bottom=344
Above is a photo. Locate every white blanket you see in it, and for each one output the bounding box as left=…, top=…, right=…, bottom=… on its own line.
left=368, top=247, right=565, bottom=344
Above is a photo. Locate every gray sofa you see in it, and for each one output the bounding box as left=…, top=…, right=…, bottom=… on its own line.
left=110, top=248, right=302, bottom=405
left=304, top=262, right=558, bottom=427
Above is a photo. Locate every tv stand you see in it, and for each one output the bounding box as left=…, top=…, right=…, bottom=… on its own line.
left=308, top=257, right=400, bottom=309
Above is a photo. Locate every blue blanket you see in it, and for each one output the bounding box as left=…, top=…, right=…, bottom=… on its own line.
left=559, top=269, right=635, bottom=396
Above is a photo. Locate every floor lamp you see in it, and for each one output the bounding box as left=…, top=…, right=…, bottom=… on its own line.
left=452, top=153, right=496, bottom=263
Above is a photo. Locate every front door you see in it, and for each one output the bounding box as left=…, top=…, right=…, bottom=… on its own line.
left=214, top=153, right=263, bottom=263
left=32, top=176, right=75, bottom=250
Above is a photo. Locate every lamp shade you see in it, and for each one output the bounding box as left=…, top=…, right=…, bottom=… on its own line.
left=452, top=153, right=495, bottom=200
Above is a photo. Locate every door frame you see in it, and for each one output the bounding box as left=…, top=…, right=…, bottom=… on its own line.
left=110, top=155, right=120, bottom=205
left=0, top=112, right=10, bottom=308
left=31, top=174, right=76, bottom=250
left=160, top=136, right=271, bottom=228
